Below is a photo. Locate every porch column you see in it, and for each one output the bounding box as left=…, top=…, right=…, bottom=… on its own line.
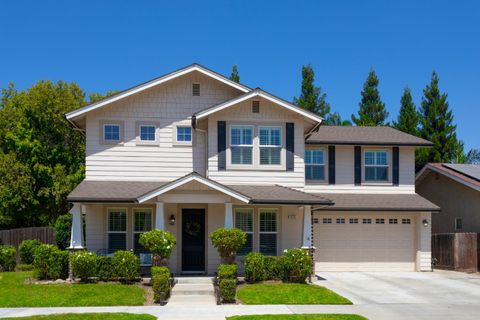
left=68, top=203, right=84, bottom=250
left=224, top=202, right=233, bottom=228
left=155, top=202, right=165, bottom=230
left=302, top=205, right=312, bottom=248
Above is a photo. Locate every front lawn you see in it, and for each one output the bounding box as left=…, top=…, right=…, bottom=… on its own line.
left=236, top=283, right=352, bottom=305
left=1, top=314, right=155, bottom=320
left=0, top=272, right=145, bottom=307
left=227, top=315, right=366, bottom=320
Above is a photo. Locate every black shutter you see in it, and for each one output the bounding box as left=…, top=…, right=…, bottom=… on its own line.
left=286, top=123, right=294, bottom=171
left=393, top=147, right=399, bottom=185
left=354, top=146, right=361, bottom=185
left=217, top=121, right=226, bottom=171
left=328, top=146, right=336, bottom=184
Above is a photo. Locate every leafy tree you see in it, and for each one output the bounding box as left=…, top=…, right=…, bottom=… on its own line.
left=54, top=214, right=72, bottom=250
left=352, top=70, right=388, bottom=126
left=88, top=90, right=119, bottom=104
left=293, top=64, right=331, bottom=117
left=416, top=72, right=458, bottom=171
left=324, top=112, right=352, bottom=126
left=452, top=140, right=480, bottom=164
left=229, top=65, right=240, bottom=83
left=393, top=87, right=418, bottom=135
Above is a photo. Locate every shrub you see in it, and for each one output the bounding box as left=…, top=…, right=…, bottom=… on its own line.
left=151, top=266, right=171, bottom=302
left=19, top=239, right=42, bottom=264
left=264, top=256, right=282, bottom=280
left=280, top=248, right=312, bottom=283
left=16, top=264, right=34, bottom=271
left=219, top=279, right=237, bottom=303
left=209, top=228, right=246, bottom=263
left=112, top=250, right=139, bottom=282
left=55, top=214, right=72, bottom=250
left=33, top=244, right=69, bottom=280
left=244, top=252, right=264, bottom=282
left=218, top=263, right=237, bottom=281
left=0, top=245, right=16, bottom=272
left=71, top=251, right=97, bottom=282
left=96, top=256, right=115, bottom=281
left=139, top=229, right=176, bottom=266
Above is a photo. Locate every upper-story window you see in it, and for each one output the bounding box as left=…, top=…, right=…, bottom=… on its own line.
left=177, top=126, right=192, bottom=142
left=259, top=127, right=281, bottom=165
left=230, top=125, right=253, bottom=165
left=140, top=125, right=155, bottom=141
left=365, top=150, right=389, bottom=182
left=104, top=124, right=120, bottom=141
left=305, top=148, right=325, bottom=181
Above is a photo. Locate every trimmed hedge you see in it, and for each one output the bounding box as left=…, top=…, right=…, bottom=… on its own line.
left=280, top=248, right=312, bottom=283
left=71, top=251, right=97, bottom=282
left=112, top=250, right=140, bottom=282
left=219, top=278, right=237, bottom=303
left=151, top=266, right=171, bottom=302
left=18, top=239, right=42, bottom=264
left=244, top=252, right=264, bottom=282
left=209, top=228, right=246, bottom=263
left=96, top=256, right=115, bottom=281
left=264, top=256, right=282, bottom=280
left=33, top=244, right=68, bottom=280
left=54, top=214, right=72, bottom=250
left=218, top=263, right=237, bottom=281
left=0, top=245, right=16, bottom=272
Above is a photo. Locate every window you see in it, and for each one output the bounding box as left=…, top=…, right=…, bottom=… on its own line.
left=177, top=126, right=192, bottom=142
left=389, top=218, right=398, bottom=224
left=104, top=124, right=120, bottom=141
left=336, top=218, right=345, bottom=224
left=230, top=126, right=253, bottom=165
left=108, top=209, right=127, bottom=252
left=252, top=101, right=260, bottom=113
left=455, top=218, right=463, bottom=230
left=365, top=150, right=389, bottom=182
left=376, top=218, right=385, bottom=224
left=402, top=218, right=411, bottom=225
left=140, top=125, right=155, bottom=141
left=259, top=209, right=277, bottom=256
left=322, top=218, right=332, bottom=224
left=192, top=83, right=200, bottom=96
left=305, top=149, right=325, bottom=181
left=235, top=208, right=253, bottom=255
left=259, top=127, right=281, bottom=165
left=363, top=218, right=372, bottom=224
left=133, top=209, right=152, bottom=265
left=349, top=218, right=358, bottom=224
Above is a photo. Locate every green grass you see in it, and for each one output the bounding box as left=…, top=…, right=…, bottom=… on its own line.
left=227, top=315, right=366, bottom=320
left=236, top=283, right=352, bottom=305
left=1, top=314, right=156, bottom=320
left=0, top=272, right=145, bottom=307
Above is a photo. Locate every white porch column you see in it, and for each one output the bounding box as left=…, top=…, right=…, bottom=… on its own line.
left=155, top=202, right=165, bottom=230
left=302, top=205, right=312, bottom=248
left=68, top=203, right=84, bottom=250
left=224, top=202, right=233, bottom=228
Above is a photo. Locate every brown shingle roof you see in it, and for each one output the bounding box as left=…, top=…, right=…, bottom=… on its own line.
left=417, top=163, right=480, bottom=190
left=312, top=193, right=439, bottom=212
left=307, top=126, right=432, bottom=146
left=227, top=185, right=332, bottom=205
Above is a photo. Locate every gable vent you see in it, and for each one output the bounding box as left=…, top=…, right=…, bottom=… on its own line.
left=252, top=101, right=260, bottom=113
left=192, top=83, right=200, bottom=96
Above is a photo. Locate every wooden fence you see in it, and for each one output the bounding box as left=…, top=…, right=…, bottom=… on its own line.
left=0, top=227, right=55, bottom=248
left=432, top=233, right=479, bottom=272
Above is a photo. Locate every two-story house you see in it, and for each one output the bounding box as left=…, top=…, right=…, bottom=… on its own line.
left=65, top=64, right=438, bottom=274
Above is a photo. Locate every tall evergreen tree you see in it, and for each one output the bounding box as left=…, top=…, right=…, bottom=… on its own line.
left=293, top=64, right=331, bottom=117
left=416, top=71, right=458, bottom=171
left=229, top=65, right=240, bottom=83
left=392, top=87, right=418, bottom=135
left=351, top=70, right=388, bottom=126
left=325, top=112, right=352, bottom=126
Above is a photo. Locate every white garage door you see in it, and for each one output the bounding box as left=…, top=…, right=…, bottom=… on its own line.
left=314, top=214, right=416, bottom=271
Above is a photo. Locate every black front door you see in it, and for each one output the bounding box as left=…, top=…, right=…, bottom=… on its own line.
left=182, top=209, right=205, bottom=272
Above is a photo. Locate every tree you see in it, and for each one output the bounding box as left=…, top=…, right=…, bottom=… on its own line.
left=324, top=112, right=352, bottom=126
left=416, top=72, right=458, bottom=171
left=392, top=87, right=418, bottom=135
left=452, top=140, right=480, bottom=164
left=293, top=64, right=331, bottom=117
left=229, top=65, right=240, bottom=83
left=88, top=90, right=119, bottom=104
left=351, top=70, right=388, bottom=126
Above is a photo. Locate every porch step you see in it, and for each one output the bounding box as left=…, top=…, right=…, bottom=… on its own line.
left=171, top=283, right=214, bottom=295
left=175, top=276, right=214, bottom=284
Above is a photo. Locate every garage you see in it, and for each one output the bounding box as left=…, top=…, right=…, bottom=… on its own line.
left=314, top=213, right=416, bottom=271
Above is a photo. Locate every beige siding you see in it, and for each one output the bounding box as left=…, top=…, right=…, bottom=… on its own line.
left=85, top=71, right=242, bottom=181
left=207, top=204, right=224, bottom=274
left=281, top=206, right=304, bottom=250
left=84, top=204, right=105, bottom=252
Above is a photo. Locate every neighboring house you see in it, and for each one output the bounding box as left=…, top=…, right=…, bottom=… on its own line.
left=416, top=163, right=480, bottom=234
left=65, top=64, right=438, bottom=274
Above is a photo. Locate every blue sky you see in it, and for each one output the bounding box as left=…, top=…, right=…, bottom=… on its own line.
left=1, top=0, right=478, bottom=150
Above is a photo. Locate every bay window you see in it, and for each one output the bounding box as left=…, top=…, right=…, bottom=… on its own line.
left=259, top=127, right=281, bottom=165
left=230, top=125, right=253, bottom=165
left=365, top=150, right=389, bottom=182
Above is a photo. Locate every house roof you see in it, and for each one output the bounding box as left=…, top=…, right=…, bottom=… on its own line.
left=192, top=88, right=323, bottom=125
left=312, top=193, right=440, bottom=212
left=416, top=163, right=480, bottom=191
left=306, top=126, right=432, bottom=146
left=67, top=172, right=333, bottom=205
left=65, top=63, right=252, bottom=122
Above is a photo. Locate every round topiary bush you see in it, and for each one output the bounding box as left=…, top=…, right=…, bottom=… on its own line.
left=71, top=251, right=97, bottom=282
left=209, top=228, right=246, bottom=264
left=112, top=250, right=139, bottom=282
left=0, top=245, right=17, bottom=272
left=54, top=214, right=72, bottom=250
left=19, top=239, right=42, bottom=264
left=139, top=229, right=176, bottom=266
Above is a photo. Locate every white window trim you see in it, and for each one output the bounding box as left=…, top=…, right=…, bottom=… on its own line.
left=363, top=148, right=392, bottom=184
left=107, top=208, right=128, bottom=252
left=259, top=126, right=283, bottom=166
left=229, top=125, right=255, bottom=167
left=176, top=126, right=193, bottom=143
left=234, top=208, right=254, bottom=256
left=133, top=208, right=153, bottom=266
left=305, top=147, right=327, bottom=184
left=100, top=120, right=124, bottom=145
left=135, top=121, right=160, bottom=145
left=258, top=208, right=278, bottom=256
left=172, top=121, right=194, bottom=146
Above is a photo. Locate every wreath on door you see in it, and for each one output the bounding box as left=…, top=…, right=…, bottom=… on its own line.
left=185, top=221, right=201, bottom=237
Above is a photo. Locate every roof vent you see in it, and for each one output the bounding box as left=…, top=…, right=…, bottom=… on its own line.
left=192, top=83, right=200, bottom=96
left=252, top=101, right=260, bottom=113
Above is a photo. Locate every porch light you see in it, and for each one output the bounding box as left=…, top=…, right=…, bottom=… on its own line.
left=169, top=214, right=176, bottom=226
left=422, top=219, right=429, bottom=227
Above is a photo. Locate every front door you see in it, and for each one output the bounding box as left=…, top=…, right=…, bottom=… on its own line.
left=182, top=209, right=206, bottom=272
